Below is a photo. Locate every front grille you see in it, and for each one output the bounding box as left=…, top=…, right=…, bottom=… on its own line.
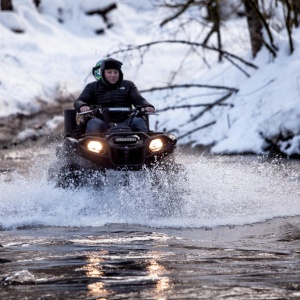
left=111, top=148, right=144, bottom=165
left=114, top=137, right=137, bottom=144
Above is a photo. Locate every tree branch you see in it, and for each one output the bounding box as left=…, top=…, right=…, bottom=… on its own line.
left=140, top=83, right=238, bottom=93
left=106, top=40, right=258, bottom=70
left=157, top=102, right=233, bottom=113
left=177, top=121, right=216, bottom=140
left=223, top=55, right=251, bottom=77
left=85, top=3, right=117, bottom=22
left=160, top=0, right=196, bottom=27
left=185, top=91, right=236, bottom=124
left=166, top=91, right=236, bottom=134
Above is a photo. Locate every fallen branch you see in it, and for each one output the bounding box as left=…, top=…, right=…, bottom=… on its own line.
left=140, top=83, right=238, bottom=93
left=165, top=91, right=236, bottom=136
left=157, top=102, right=233, bottom=113
left=177, top=121, right=216, bottom=140
left=187, top=91, right=235, bottom=124
left=223, top=55, right=251, bottom=77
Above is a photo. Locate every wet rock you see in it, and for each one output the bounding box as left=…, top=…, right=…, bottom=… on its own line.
left=1, top=269, right=36, bottom=285
left=0, top=258, right=12, bottom=263
left=278, top=223, right=300, bottom=241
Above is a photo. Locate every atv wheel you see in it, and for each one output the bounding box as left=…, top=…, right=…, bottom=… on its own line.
left=56, top=164, right=84, bottom=189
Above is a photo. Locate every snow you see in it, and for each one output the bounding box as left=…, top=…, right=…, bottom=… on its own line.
left=0, top=0, right=299, bottom=156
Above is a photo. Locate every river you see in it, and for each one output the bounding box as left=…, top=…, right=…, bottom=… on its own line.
left=0, top=143, right=300, bottom=299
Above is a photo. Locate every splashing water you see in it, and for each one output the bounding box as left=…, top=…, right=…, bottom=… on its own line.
left=0, top=151, right=299, bottom=229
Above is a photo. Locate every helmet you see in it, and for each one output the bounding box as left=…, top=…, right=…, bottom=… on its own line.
left=92, top=58, right=123, bottom=81
left=92, top=59, right=103, bottom=80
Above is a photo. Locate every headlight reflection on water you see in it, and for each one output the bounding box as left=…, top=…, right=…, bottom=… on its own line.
left=79, top=249, right=172, bottom=299
left=78, top=251, right=112, bottom=298
left=147, top=259, right=172, bottom=293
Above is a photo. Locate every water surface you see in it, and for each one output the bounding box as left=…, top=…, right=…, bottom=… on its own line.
left=0, top=145, right=300, bottom=299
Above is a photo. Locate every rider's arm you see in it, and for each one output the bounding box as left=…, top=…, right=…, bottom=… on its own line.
left=128, top=81, right=155, bottom=111
left=74, top=82, right=96, bottom=112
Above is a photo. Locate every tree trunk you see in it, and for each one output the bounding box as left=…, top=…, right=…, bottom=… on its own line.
left=291, top=0, right=300, bottom=27
left=33, top=0, right=41, bottom=8
left=1, top=0, right=13, bottom=10
left=243, top=0, right=263, bottom=57
left=204, top=0, right=222, bottom=61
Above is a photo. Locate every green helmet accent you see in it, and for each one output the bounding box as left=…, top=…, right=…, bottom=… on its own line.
left=92, top=59, right=104, bottom=80
left=92, top=58, right=123, bottom=81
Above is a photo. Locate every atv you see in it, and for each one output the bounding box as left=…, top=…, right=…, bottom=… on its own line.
left=48, top=107, right=180, bottom=189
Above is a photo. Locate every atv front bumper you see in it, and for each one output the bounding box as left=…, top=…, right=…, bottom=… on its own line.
left=65, top=132, right=177, bottom=171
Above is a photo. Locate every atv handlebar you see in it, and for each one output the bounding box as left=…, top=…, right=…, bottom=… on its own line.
left=78, top=107, right=157, bottom=116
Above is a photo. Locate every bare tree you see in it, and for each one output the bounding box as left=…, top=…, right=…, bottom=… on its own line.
left=243, top=0, right=263, bottom=57
left=105, top=39, right=255, bottom=138
left=279, top=0, right=300, bottom=53
left=159, top=0, right=197, bottom=27
left=282, top=0, right=294, bottom=53
left=159, top=0, right=224, bottom=59
left=278, top=0, right=300, bottom=27
left=243, top=0, right=279, bottom=57
left=33, top=0, right=41, bottom=8
left=291, top=0, right=300, bottom=26
left=1, top=0, right=13, bottom=10
left=203, top=0, right=222, bottom=61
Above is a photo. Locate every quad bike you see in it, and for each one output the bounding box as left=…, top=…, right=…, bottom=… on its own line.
left=48, top=107, right=181, bottom=189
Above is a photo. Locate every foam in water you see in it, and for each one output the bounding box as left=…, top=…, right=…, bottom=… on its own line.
left=0, top=153, right=299, bottom=229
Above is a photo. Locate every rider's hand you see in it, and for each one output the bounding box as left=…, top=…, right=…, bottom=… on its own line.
left=145, top=107, right=155, bottom=113
left=80, top=106, right=90, bottom=112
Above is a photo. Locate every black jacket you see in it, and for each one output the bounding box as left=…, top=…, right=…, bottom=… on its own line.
left=74, top=80, right=154, bottom=122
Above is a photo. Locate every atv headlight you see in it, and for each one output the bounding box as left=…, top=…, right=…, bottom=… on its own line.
left=87, top=140, right=103, bottom=153
left=149, top=138, right=163, bottom=153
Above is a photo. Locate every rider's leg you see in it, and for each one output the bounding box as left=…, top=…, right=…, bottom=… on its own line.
left=86, top=118, right=109, bottom=133
left=130, top=117, right=148, bottom=132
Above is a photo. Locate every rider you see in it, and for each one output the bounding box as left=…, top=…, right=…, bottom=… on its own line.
left=74, top=57, right=155, bottom=133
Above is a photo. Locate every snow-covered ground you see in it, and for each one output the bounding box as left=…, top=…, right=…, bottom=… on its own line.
left=0, top=0, right=299, bottom=156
